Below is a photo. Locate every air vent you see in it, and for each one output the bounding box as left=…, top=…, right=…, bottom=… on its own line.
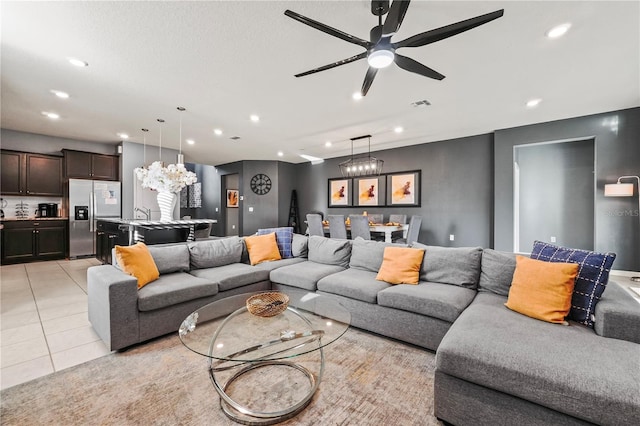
left=230, top=136, right=241, bottom=140
left=411, top=100, right=431, bottom=108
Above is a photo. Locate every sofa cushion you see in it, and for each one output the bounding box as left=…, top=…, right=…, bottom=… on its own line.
left=376, top=247, right=425, bottom=285
left=530, top=240, right=617, bottom=328
left=411, top=243, right=482, bottom=289
left=114, top=242, right=159, bottom=289
left=148, top=244, right=190, bottom=274
left=505, top=256, right=578, bottom=324
left=317, top=269, right=391, bottom=304
left=478, top=249, right=516, bottom=296
left=291, top=233, right=308, bottom=258
left=244, top=233, right=282, bottom=265
left=252, top=257, right=305, bottom=272
left=188, top=236, right=243, bottom=269
left=189, top=263, right=270, bottom=291
left=594, top=281, right=640, bottom=344
left=308, top=236, right=352, bottom=268
left=378, top=282, right=476, bottom=323
left=137, top=272, right=217, bottom=311
left=257, top=226, right=294, bottom=258
left=349, top=237, right=394, bottom=272
left=269, top=261, right=345, bottom=291
left=436, top=292, right=640, bottom=425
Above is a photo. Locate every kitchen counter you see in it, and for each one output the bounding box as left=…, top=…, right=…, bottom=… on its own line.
left=99, top=218, right=216, bottom=230
left=96, top=218, right=217, bottom=249
left=1, top=217, right=68, bottom=221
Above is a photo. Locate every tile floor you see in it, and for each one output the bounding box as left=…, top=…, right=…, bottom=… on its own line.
left=1, top=258, right=112, bottom=390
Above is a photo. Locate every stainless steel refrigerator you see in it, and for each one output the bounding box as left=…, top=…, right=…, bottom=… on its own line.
left=68, top=179, right=121, bottom=257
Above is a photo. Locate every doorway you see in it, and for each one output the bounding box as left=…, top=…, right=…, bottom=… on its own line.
left=223, top=173, right=239, bottom=236
left=514, top=138, right=595, bottom=252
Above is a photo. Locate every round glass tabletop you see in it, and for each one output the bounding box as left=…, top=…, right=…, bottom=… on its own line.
left=179, top=291, right=351, bottom=363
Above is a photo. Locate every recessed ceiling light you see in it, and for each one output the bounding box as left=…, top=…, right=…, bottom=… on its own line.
left=186, top=139, right=195, bottom=145
left=352, top=92, right=363, bottom=101
left=250, top=114, right=260, bottom=123
left=214, top=129, right=223, bottom=136
left=526, top=98, right=542, bottom=108
left=394, top=126, right=404, bottom=133
left=325, top=141, right=332, bottom=147
left=50, top=90, right=69, bottom=99
left=41, top=111, right=59, bottom=119
left=117, top=133, right=129, bottom=139
left=67, top=57, right=88, bottom=67
left=277, top=151, right=284, bottom=157
left=546, top=23, right=571, bottom=39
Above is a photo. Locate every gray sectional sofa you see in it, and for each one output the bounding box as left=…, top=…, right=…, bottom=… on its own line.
left=87, top=234, right=640, bottom=425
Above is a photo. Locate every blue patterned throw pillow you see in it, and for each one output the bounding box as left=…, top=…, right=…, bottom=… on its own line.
left=530, top=240, right=616, bottom=328
left=257, top=227, right=294, bottom=259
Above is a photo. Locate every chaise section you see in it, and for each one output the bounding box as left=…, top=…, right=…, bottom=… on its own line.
left=435, top=292, right=640, bottom=425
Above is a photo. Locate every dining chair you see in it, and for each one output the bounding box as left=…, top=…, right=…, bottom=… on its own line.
left=349, top=215, right=371, bottom=240
left=327, top=215, right=347, bottom=239
left=306, top=213, right=325, bottom=237
left=388, top=214, right=407, bottom=224
left=393, top=215, right=422, bottom=245
left=367, top=213, right=383, bottom=224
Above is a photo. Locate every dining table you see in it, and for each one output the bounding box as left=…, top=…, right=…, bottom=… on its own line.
left=322, top=223, right=409, bottom=243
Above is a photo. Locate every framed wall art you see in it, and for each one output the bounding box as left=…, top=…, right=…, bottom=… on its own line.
left=354, top=176, right=386, bottom=207
left=226, top=189, right=239, bottom=208
left=386, top=171, right=421, bottom=206
left=328, top=178, right=352, bottom=207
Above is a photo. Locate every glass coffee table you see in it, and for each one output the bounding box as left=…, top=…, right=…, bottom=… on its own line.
left=179, top=291, right=350, bottom=425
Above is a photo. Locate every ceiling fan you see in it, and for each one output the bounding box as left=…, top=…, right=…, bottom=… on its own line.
left=284, top=0, right=504, bottom=96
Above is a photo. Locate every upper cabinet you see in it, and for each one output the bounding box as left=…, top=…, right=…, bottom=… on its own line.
left=1, top=150, right=63, bottom=196
left=63, top=149, right=119, bottom=181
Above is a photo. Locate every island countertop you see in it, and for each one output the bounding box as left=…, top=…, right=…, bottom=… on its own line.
left=99, top=218, right=217, bottom=229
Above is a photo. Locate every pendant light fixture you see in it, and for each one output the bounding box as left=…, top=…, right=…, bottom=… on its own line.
left=339, top=134, right=384, bottom=177
left=176, top=106, right=186, bottom=165
left=141, top=128, right=149, bottom=166
left=157, top=118, right=165, bottom=163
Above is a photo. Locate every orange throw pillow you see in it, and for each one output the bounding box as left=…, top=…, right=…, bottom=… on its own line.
left=505, top=255, right=578, bottom=324
left=115, top=242, right=160, bottom=289
left=245, top=233, right=282, bottom=265
left=376, top=247, right=425, bottom=285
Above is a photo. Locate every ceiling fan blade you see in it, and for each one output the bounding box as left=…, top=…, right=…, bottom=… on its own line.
left=294, top=52, right=367, bottom=78
left=382, top=0, right=411, bottom=37
left=285, top=10, right=372, bottom=49
left=395, top=54, right=445, bottom=80
left=361, top=67, right=379, bottom=96
left=394, top=9, right=504, bottom=49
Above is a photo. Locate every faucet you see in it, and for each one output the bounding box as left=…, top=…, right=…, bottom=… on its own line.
left=134, top=207, right=151, bottom=220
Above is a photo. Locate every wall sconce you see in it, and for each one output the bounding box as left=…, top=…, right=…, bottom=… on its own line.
left=604, top=175, right=640, bottom=282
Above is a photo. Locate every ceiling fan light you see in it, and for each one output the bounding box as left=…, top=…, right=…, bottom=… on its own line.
left=368, top=49, right=394, bottom=69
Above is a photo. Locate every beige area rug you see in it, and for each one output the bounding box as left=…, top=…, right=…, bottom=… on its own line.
left=0, top=328, right=442, bottom=425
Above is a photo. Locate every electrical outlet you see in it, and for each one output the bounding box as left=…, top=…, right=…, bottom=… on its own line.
left=232, top=225, right=236, bottom=229
left=550, top=236, right=557, bottom=243
left=215, top=207, right=218, bottom=212
left=249, top=207, right=254, bottom=212
left=449, top=234, right=455, bottom=241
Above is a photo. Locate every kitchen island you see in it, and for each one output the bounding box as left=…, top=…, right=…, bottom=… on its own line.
left=96, top=218, right=217, bottom=264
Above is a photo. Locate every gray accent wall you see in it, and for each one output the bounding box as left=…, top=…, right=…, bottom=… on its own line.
left=495, top=107, right=640, bottom=271
left=294, top=134, right=495, bottom=248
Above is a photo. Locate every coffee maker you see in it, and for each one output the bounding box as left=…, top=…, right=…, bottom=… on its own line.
left=38, top=203, right=58, bottom=218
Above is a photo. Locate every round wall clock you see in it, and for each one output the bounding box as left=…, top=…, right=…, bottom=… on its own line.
left=250, top=173, right=272, bottom=195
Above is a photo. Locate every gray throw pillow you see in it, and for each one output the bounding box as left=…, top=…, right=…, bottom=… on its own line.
left=292, top=233, right=308, bottom=258
left=411, top=243, right=482, bottom=289
left=308, top=236, right=352, bottom=268
left=478, top=249, right=516, bottom=296
left=188, top=236, right=243, bottom=269
left=148, top=244, right=190, bottom=274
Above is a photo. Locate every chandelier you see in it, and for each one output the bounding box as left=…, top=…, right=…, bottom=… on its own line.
left=339, top=134, right=384, bottom=177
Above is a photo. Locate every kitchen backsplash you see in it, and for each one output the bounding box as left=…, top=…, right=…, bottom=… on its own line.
left=0, top=196, right=64, bottom=219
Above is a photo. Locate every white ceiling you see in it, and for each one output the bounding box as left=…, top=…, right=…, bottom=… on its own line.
left=1, top=1, right=638, bottom=166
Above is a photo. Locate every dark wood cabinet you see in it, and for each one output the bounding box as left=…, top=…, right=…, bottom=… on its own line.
left=95, top=221, right=128, bottom=264
left=1, top=151, right=63, bottom=196
left=63, top=150, right=119, bottom=181
left=1, top=220, right=67, bottom=264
